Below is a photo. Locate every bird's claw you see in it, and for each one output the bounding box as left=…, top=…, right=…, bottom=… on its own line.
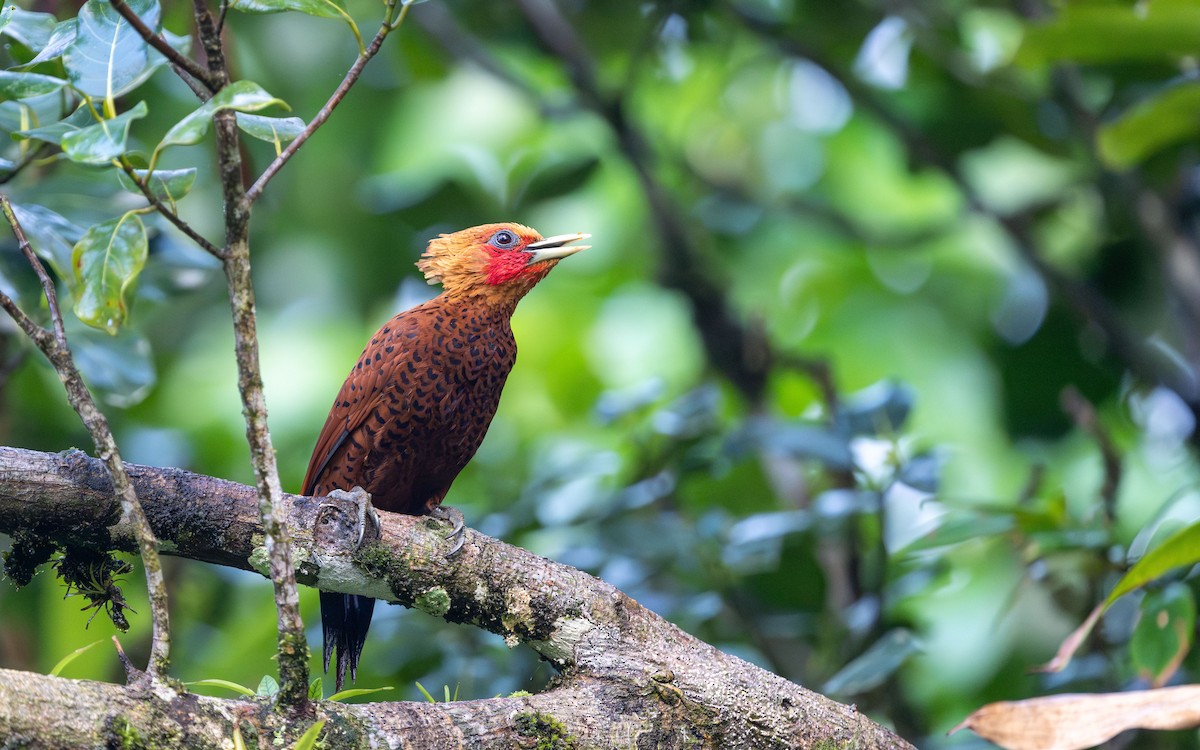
left=429, top=505, right=466, bottom=557
left=315, top=486, right=381, bottom=551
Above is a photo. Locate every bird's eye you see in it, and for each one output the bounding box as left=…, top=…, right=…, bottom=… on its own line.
left=490, top=230, right=519, bottom=249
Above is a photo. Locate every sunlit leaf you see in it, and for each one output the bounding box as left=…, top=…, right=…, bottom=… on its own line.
left=1106, top=520, right=1200, bottom=607
left=307, top=677, right=323, bottom=701
left=48, top=640, right=103, bottom=677
left=822, top=629, right=922, bottom=696
left=1097, top=81, right=1200, bottom=169
left=0, top=71, right=68, bottom=99
left=291, top=720, right=325, bottom=750
left=28, top=19, right=78, bottom=65
left=63, top=0, right=162, bottom=99
left=256, top=674, right=279, bottom=697
left=61, top=101, right=149, bottom=165
left=1131, top=583, right=1195, bottom=689
left=0, top=7, right=56, bottom=52
left=329, top=685, right=393, bottom=702
left=71, top=212, right=148, bottom=334
left=414, top=682, right=435, bottom=703
left=157, top=80, right=287, bottom=152
left=9, top=202, right=84, bottom=280
left=117, top=167, right=197, bottom=204
left=235, top=113, right=306, bottom=147
left=14, top=106, right=94, bottom=147
left=951, top=685, right=1200, bottom=750
left=185, top=678, right=256, bottom=696
left=1019, top=4, right=1200, bottom=64
left=229, top=0, right=346, bottom=18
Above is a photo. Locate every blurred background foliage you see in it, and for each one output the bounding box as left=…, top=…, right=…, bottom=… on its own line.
left=3, top=0, right=1200, bottom=746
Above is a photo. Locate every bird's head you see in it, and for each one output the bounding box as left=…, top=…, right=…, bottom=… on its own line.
left=417, top=223, right=590, bottom=302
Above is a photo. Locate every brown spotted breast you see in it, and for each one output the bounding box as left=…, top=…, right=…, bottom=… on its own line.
left=302, top=295, right=517, bottom=515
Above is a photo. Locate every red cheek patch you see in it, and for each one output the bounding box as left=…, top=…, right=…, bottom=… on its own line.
left=484, top=247, right=533, bottom=285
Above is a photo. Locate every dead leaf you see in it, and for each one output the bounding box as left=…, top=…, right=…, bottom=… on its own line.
left=1032, top=602, right=1103, bottom=673
left=950, top=684, right=1200, bottom=750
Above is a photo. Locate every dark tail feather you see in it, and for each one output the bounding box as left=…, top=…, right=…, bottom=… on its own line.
left=320, top=591, right=376, bottom=692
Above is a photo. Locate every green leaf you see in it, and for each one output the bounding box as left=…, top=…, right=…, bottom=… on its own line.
left=229, top=0, right=346, bottom=19
left=821, top=629, right=923, bottom=696
left=48, top=640, right=103, bottom=677
left=0, top=70, right=68, bottom=99
left=28, top=20, right=78, bottom=65
left=117, top=167, right=197, bottom=204
left=1019, top=3, right=1200, bottom=64
left=8, top=203, right=84, bottom=281
left=329, top=685, right=393, bottom=702
left=0, top=7, right=56, bottom=51
left=0, top=6, right=11, bottom=35
left=16, top=107, right=99, bottom=147
left=1130, top=583, right=1195, bottom=689
left=71, top=212, right=148, bottom=334
left=255, top=674, right=279, bottom=697
left=63, top=0, right=163, bottom=99
left=1105, top=520, right=1200, bottom=607
left=157, top=80, right=288, bottom=152
left=414, top=681, right=435, bottom=703
left=1097, top=81, right=1200, bottom=169
left=291, top=720, right=325, bottom=750
left=61, top=101, right=149, bottom=165
left=235, top=113, right=306, bottom=147
left=185, top=678, right=256, bottom=696
left=307, top=677, right=323, bottom=701
left=69, top=322, right=156, bottom=407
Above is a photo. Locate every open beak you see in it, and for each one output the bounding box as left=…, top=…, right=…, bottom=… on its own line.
left=525, top=232, right=591, bottom=264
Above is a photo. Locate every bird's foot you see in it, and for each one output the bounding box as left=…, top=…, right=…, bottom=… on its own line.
left=315, top=486, right=381, bottom=552
left=428, top=505, right=466, bottom=557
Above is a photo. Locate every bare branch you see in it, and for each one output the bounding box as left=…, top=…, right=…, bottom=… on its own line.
left=193, top=0, right=310, bottom=711
left=109, top=0, right=217, bottom=95
left=117, top=162, right=225, bottom=259
left=245, top=2, right=410, bottom=205
left=0, top=195, right=171, bottom=681
left=1061, top=385, right=1122, bottom=523
left=0, top=446, right=915, bottom=750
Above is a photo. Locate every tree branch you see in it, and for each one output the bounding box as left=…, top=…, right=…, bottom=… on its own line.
left=109, top=0, right=218, bottom=95
left=117, top=161, right=225, bottom=259
left=244, top=1, right=411, bottom=205
left=0, top=197, right=171, bottom=681
left=193, top=0, right=309, bottom=710
left=510, top=0, right=773, bottom=404
left=0, top=445, right=914, bottom=749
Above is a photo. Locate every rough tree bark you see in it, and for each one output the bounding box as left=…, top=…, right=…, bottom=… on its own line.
left=0, top=446, right=913, bottom=749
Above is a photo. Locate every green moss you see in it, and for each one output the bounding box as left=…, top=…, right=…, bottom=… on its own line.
left=248, top=544, right=270, bottom=577
left=351, top=541, right=393, bottom=577
left=109, top=716, right=144, bottom=750
left=414, top=587, right=451, bottom=617
left=514, top=711, right=576, bottom=750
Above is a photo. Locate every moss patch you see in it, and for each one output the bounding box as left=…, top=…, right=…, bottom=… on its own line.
left=514, top=711, right=576, bottom=750
left=414, top=587, right=451, bottom=617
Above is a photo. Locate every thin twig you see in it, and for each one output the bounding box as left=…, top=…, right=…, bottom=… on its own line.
left=0, top=193, right=171, bottom=681
left=245, top=1, right=410, bottom=205
left=117, top=161, right=224, bottom=259
left=193, top=0, right=310, bottom=712
left=109, top=0, right=217, bottom=94
left=512, top=0, right=772, bottom=403
left=1061, top=385, right=1122, bottom=523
